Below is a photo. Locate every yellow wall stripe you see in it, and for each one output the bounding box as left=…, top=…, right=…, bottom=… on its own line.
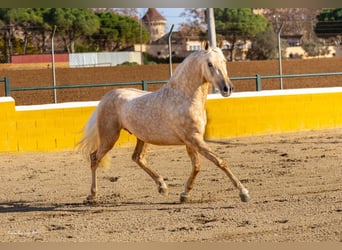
left=1, top=87, right=342, bottom=153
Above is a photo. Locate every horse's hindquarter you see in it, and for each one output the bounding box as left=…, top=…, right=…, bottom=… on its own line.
left=119, top=88, right=206, bottom=145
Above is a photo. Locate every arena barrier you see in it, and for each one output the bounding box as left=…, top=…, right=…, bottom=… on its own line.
left=1, top=87, right=342, bottom=153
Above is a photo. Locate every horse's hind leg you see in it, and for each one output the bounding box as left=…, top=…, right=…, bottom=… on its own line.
left=88, top=150, right=100, bottom=201
left=180, top=146, right=201, bottom=203
left=87, top=141, right=114, bottom=202
left=132, top=139, right=168, bottom=196
left=87, top=130, right=120, bottom=202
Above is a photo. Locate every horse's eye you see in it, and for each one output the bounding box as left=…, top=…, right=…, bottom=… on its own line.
left=208, top=62, right=213, bottom=67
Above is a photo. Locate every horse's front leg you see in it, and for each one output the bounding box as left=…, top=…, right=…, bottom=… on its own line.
left=191, top=138, right=251, bottom=202
left=180, top=146, right=201, bottom=203
left=132, top=139, right=168, bottom=196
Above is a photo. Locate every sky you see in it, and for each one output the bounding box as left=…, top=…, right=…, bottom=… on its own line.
left=138, top=8, right=187, bottom=31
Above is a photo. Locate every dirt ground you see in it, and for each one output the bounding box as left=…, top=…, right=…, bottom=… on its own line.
left=0, top=128, right=341, bottom=242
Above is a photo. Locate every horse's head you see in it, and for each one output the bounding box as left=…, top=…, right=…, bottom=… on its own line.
left=202, top=43, right=234, bottom=97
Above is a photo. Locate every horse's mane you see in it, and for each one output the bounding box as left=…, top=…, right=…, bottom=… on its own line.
left=170, top=47, right=223, bottom=80
left=168, top=50, right=208, bottom=83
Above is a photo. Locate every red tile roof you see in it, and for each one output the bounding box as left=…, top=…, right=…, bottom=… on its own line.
left=142, top=8, right=166, bottom=22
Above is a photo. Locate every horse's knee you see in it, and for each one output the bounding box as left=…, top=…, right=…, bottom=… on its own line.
left=131, top=152, right=140, bottom=163
left=132, top=140, right=146, bottom=163
left=132, top=150, right=146, bottom=164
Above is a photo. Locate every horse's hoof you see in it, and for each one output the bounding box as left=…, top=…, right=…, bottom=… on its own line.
left=180, top=192, right=190, bottom=203
left=239, top=188, right=251, bottom=202
left=87, top=194, right=94, bottom=200
left=158, top=186, right=169, bottom=196
left=84, top=194, right=97, bottom=204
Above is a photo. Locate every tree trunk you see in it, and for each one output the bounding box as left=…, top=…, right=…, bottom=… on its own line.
left=69, top=30, right=75, bottom=53
left=23, top=32, right=28, bottom=55
left=7, top=28, right=13, bottom=63
left=62, top=36, right=70, bottom=53
left=70, top=40, right=75, bottom=53
left=2, top=32, right=9, bottom=63
left=41, top=30, right=46, bottom=53
left=230, top=34, right=237, bottom=61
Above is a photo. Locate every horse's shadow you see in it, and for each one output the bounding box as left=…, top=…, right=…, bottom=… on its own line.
left=0, top=200, right=181, bottom=214
left=0, top=200, right=85, bottom=213
left=0, top=199, right=235, bottom=214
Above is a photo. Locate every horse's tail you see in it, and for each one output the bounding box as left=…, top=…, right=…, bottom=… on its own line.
left=77, top=107, right=110, bottom=169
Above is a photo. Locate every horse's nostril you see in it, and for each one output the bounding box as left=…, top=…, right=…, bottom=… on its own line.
left=223, top=86, right=229, bottom=92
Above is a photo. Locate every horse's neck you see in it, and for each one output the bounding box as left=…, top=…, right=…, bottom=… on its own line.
left=164, top=75, right=209, bottom=106
left=167, top=64, right=209, bottom=106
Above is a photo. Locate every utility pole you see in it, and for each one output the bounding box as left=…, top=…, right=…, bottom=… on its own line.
left=207, top=8, right=217, bottom=94
left=167, top=24, right=174, bottom=77
left=274, top=15, right=284, bottom=90
left=207, top=8, right=217, bottom=48
left=51, top=25, right=57, bottom=103
left=139, top=9, right=144, bottom=65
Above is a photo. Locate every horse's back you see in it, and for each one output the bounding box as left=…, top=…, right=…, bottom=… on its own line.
left=103, top=88, right=150, bottom=102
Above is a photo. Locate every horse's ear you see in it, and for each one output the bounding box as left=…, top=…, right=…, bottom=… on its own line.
left=204, top=41, right=210, bottom=51
left=218, top=40, right=223, bottom=49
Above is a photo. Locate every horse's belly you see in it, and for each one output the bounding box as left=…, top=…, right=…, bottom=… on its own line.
left=144, top=135, right=183, bottom=146
left=127, top=124, right=184, bottom=145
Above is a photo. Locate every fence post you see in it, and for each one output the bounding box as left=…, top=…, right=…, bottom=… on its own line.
left=142, top=80, right=148, bottom=91
left=256, top=74, right=261, bottom=91
left=4, top=77, right=11, bottom=96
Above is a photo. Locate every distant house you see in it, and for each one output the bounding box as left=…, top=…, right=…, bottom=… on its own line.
left=252, top=8, right=342, bottom=58
left=134, top=8, right=255, bottom=61
left=134, top=8, right=202, bottom=59
left=135, top=8, right=341, bottom=61
left=141, top=8, right=167, bottom=43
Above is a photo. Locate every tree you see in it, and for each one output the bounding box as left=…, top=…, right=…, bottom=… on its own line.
left=180, top=9, right=206, bottom=30
left=214, top=8, right=268, bottom=61
left=315, top=8, right=342, bottom=39
left=31, top=8, right=51, bottom=53
left=247, top=24, right=278, bottom=60
left=0, top=8, right=150, bottom=56
left=261, top=8, right=321, bottom=40
left=43, top=8, right=100, bottom=53
left=0, top=8, right=52, bottom=59
left=178, top=8, right=207, bottom=40
left=301, top=38, right=330, bottom=57
left=90, top=11, right=149, bottom=51
left=0, top=8, right=23, bottom=61
left=115, top=8, right=139, bottom=18
left=15, top=8, right=45, bottom=54
left=0, top=8, right=40, bottom=60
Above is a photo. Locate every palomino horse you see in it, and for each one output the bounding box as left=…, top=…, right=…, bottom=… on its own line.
left=78, top=43, right=250, bottom=203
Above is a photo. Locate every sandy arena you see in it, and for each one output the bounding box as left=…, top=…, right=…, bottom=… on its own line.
left=0, top=128, right=341, bottom=242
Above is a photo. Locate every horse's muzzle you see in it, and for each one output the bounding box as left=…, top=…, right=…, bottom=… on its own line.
left=220, top=82, right=234, bottom=97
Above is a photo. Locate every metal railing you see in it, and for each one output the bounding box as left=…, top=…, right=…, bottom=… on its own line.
left=2, top=72, right=342, bottom=98
left=1, top=77, right=10, bottom=95
left=3, top=79, right=168, bottom=97
left=237, top=72, right=342, bottom=91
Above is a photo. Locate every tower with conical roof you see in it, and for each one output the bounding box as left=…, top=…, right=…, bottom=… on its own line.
left=142, top=8, right=167, bottom=42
